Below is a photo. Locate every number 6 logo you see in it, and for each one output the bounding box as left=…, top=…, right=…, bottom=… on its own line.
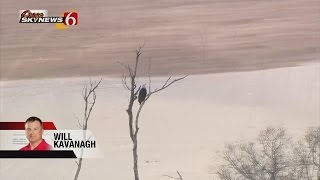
left=64, top=12, right=78, bottom=26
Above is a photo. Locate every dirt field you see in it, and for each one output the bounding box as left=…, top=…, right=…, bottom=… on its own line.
left=0, top=0, right=319, bottom=80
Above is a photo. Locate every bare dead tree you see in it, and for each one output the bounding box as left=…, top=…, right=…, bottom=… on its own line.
left=217, top=126, right=320, bottom=180
left=217, top=127, right=294, bottom=180
left=74, top=78, right=102, bottom=180
left=280, top=126, right=320, bottom=180
left=305, top=127, right=320, bottom=177
left=162, top=170, right=184, bottom=180
left=120, top=45, right=187, bottom=180
left=292, top=141, right=314, bottom=180
left=293, top=126, right=320, bottom=180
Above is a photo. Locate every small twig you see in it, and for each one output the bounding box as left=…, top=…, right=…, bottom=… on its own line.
left=162, top=170, right=184, bottom=180
left=148, top=57, right=152, bottom=93
left=73, top=113, right=83, bottom=129
left=150, top=75, right=188, bottom=95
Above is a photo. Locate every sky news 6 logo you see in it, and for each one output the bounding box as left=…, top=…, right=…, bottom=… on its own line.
left=19, top=10, right=78, bottom=26
left=64, top=12, right=78, bottom=26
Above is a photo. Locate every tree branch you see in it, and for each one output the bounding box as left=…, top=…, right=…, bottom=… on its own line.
left=162, top=170, right=184, bottom=180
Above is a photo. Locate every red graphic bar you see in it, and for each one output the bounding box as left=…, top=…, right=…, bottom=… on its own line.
left=0, top=122, right=57, bottom=130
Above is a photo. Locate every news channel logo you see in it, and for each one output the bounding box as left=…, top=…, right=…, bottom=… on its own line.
left=19, top=10, right=78, bottom=30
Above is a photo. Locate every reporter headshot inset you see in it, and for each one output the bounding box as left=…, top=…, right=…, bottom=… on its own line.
left=20, top=116, right=53, bottom=151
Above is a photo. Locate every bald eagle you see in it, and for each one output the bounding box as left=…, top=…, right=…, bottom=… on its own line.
left=138, top=85, right=147, bottom=104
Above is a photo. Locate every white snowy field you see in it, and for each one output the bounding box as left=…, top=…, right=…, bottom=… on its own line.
left=0, top=64, right=319, bottom=180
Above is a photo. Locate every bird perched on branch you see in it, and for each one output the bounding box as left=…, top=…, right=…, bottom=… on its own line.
left=138, top=84, right=147, bottom=104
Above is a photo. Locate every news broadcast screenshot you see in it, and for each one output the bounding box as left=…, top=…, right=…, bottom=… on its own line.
left=0, top=0, right=319, bottom=180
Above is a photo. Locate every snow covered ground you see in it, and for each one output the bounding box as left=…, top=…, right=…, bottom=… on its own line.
left=0, top=63, right=319, bottom=180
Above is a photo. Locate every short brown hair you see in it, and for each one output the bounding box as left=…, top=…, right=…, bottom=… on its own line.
left=25, top=116, right=43, bottom=127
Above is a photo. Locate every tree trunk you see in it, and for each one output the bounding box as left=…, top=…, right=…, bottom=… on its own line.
left=74, top=129, right=86, bottom=180
left=74, top=158, right=83, bottom=180
left=133, top=139, right=139, bottom=180
left=127, top=102, right=139, bottom=180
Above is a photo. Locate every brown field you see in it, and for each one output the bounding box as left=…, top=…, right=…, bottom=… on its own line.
left=0, top=0, right=319, bottom=80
